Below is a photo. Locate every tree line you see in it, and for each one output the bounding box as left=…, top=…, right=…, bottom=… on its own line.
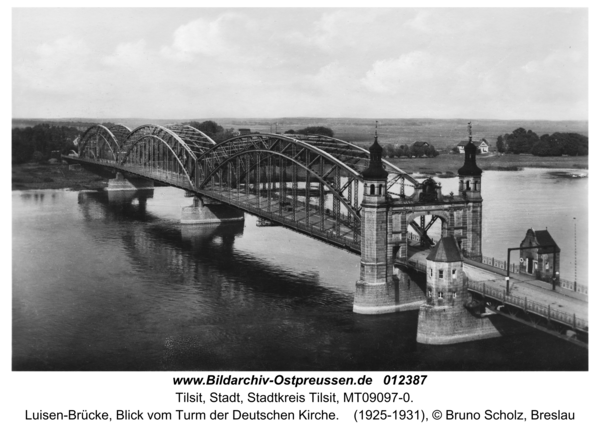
left=185, top=120, right=236, bottom=143
left=283, top=126, right=335, bottom=137
left=12, top=124, right=81, bottom=164
left=381, top=142, right=440, bottom=159
left=496, top=128, right=588, bottom=156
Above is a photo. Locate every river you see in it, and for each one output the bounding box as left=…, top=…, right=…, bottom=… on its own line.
left=12, top=168, right=588, bottom=371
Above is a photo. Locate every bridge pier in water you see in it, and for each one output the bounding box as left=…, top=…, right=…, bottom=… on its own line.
left=107, top=172, right=154, bottom=192
left=106, top=174, right=154, bottom=205
left=181, top=196, right=244, bottom=225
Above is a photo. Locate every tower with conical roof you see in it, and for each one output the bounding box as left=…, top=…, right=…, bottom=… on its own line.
left=457, top=122, right=483, bottom=261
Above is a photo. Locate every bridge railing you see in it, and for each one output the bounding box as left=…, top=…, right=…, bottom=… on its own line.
left=466, top=280, right=588, bottom=332
left=480, top=254, right=587, bottom=296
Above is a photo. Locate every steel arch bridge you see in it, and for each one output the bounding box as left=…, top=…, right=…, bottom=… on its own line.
left=66, top=124, right=419, bottom=252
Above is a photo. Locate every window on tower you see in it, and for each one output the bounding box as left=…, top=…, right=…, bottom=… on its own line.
left=438, top=270, right=444, bottom=279
left=370, top=184, right=375, bottom=195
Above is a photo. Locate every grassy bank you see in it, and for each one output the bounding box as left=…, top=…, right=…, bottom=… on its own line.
left=12, top=162, right=108, bottom=191
left=386, top=153, right=588, bottom=174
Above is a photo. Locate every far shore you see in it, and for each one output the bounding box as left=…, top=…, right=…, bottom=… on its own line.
left=12, top=162, right=108, bottom=191
left=386, top=153, right=587, bottom=175
left=12, top=153, right=588, bottom=192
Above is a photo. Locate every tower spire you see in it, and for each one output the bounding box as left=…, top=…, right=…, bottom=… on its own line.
left=362, top=121, right=387, bottom=180
left=458, top=121, right=482, bottom=176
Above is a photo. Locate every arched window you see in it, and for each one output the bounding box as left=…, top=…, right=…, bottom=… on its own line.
left=465, top=180, right=470, bottom=190
left=370, top=184, right=375, bottom=195
left=473, top=181, right=478, bottom=191
left=378, top=184, right=383, bottom=195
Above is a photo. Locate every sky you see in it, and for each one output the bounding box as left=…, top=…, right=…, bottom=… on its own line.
left=12, top=7, right=589, bottom=121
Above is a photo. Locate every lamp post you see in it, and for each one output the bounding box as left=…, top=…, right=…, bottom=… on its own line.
left=574, top=217, right=577, bottom=290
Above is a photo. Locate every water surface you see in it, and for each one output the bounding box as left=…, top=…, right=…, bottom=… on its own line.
left=12, top=169, right=588, bottom=371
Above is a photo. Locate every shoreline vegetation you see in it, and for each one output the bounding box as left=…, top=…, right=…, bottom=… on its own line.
left=13, top=153, right=588, bottom=192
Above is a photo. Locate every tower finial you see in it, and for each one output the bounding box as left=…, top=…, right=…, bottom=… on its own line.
left=375, top=120, right=378, bottom=138
left=468, top=121, right=472, bottom=143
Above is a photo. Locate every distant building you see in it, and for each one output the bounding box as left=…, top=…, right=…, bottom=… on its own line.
left=519, top=229, right=560, bottom=283
left=238, top=128, right=251, bottom=135
left=456, top=138, right=489, bottom=154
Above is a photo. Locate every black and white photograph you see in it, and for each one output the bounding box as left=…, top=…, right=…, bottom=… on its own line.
left=11, top=6, right=589, bottom=375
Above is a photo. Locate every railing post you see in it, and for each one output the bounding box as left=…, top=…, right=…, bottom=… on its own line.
left=524, top=297, right=527, bottom=312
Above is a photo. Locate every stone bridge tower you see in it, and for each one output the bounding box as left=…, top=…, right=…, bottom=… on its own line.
left=457, top=122, right=483, bottom=261
left=353, top=134, right=397, bottom=314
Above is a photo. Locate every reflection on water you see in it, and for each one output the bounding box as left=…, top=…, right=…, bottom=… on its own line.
left=12, top=169, right=588, bottom=371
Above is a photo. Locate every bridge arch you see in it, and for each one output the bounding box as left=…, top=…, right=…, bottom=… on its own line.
left=78, top=125, right=124, bottom=163
left=120, top=134, right=195, bottom=188
left=198, top=134, right=368, bottom=210
left=119, top=124, right=209, bottom=187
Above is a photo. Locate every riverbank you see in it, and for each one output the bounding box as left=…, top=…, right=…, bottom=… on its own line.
left=12, top=162, right=107, bottom=191
left=386, top=153, right=588, bottom=175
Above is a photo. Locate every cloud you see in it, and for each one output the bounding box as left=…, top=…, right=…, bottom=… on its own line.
left=103, top=40, right=148, bottom=66
left=14, top=36, right=92, bottom=95
left=361, top=52, right=439, bottom=94
left=161, top=13, right=290, bottom=65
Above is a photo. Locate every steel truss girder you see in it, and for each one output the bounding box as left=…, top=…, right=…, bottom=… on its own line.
left=120, top=135, right=195, bottom=188
left=78, top=125, right=122, bottom=162
left=199, top=148, right=361, bottom=221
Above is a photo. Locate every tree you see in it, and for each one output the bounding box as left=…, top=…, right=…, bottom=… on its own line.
left=188, top=120, right=224, bottom=139
left=394, top=144, right=409, bottom=158
left=532, top=134, right=562, bottom=156
left=294, top=126, right=334, bottom=137
left=559, top=133, right=588, bottom=156
left=496, top=135, right=506, bottom=153
left=423, top=145, right=439, bottom=158
left=506, top=128, right=539, bottom=154
left=383, top=144, right=395, bottom=158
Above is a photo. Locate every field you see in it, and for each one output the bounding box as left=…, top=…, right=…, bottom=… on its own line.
left=12, top=163, right=107, bottom=191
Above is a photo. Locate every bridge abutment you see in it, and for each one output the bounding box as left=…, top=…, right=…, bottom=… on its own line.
left=416, top=237, right=501, bottom=344
left=181, top=196, right=244, bottom=225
